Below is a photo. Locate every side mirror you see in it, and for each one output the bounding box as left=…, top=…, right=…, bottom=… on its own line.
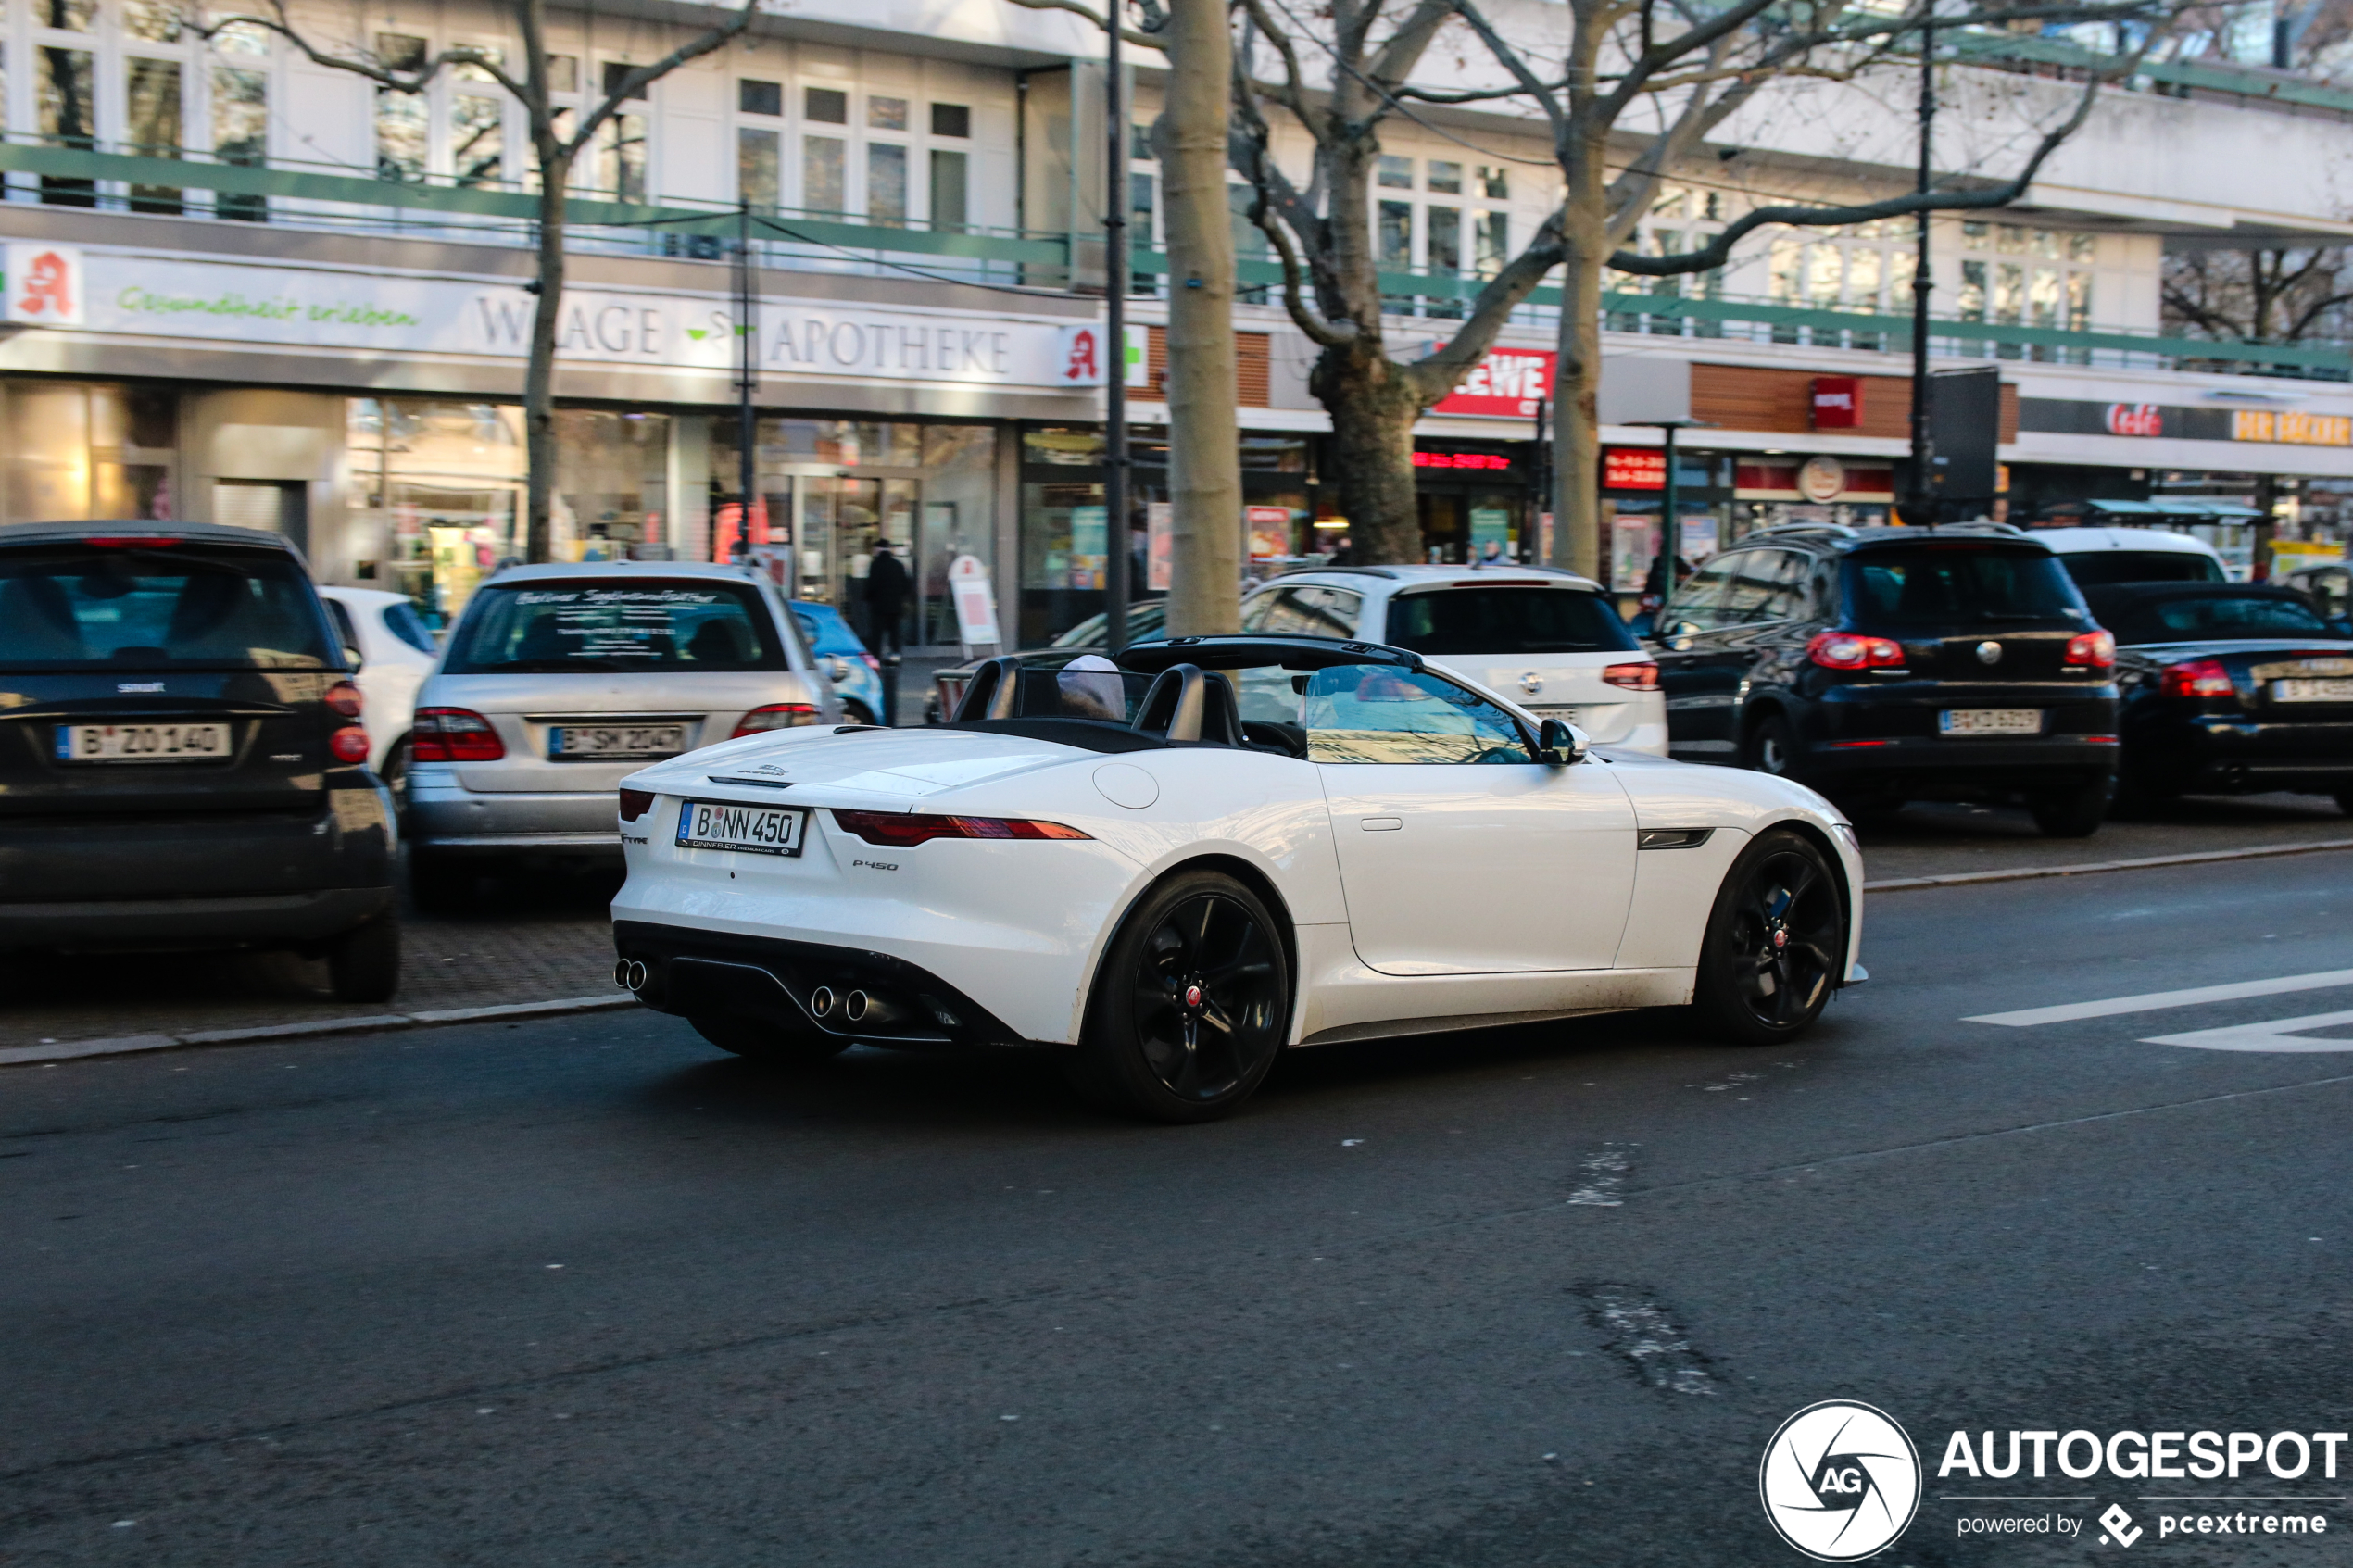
left=1536, top=718, right=1588, bottom=765
left=344, top=646, right=365, bottom=673
left=1658, top=620, right=1698, bottom=651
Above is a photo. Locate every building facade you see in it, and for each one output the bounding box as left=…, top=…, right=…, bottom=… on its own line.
left=0, top=0, right=2347, bottom=645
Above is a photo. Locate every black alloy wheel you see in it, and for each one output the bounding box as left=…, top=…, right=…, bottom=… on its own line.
left=1745, top=711, right=1798, bottom=778
left=1692, top=830, right=1843, bottom=1047
left=2030, top=774, right=2111, bottom=838
left=1066, top=870, right=1290, bottom=1123
left=690, top=1013, right=852, bottom=1066
left=2335, top=788, right=2353, bottom=818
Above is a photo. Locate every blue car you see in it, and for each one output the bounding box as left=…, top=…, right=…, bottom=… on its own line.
left=792, top=601, right=887, bottom=725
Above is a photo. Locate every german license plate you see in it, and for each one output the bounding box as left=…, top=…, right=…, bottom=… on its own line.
left=549, top=723, right=687, bottom=760
left=56, top=722, right=231, bottom=761
left=676, top=799, right=807, bottom=857
left=2273, top=678, right=2353, bottom=703
left=1939, top=709, right=2043, bottom=736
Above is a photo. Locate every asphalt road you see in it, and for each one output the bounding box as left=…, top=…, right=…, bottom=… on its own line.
left=6, top=853, right=2353, bottom=1567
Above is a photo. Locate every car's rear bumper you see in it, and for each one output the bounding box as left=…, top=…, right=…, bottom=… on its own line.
left=0, top=886, right=393, bottom=952
left=0, top=788, right=395, bottom=902
left=409, top=771, right=620, bottom=857
left=2129, top=714, right=2353, bottom=794
left=1797, top=684, right=2119, bottom=794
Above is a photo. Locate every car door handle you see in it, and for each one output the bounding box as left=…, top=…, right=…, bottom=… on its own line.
left=1359, top=816, right=1402, bottom=831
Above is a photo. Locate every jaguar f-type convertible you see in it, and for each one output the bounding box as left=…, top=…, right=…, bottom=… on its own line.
left=610, top=635, right=1865, bottom=1122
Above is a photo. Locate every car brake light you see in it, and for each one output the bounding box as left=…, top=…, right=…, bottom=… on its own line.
left=85, top=535, right=182, bottom=548
left=1601, top=662, right=1658, bottom=691
left=732, top=703, right=820, bottom=738
left=2065, top=629, right=2117, bottom=669
left=325, top=680, right=364, bottom=718
left=1807, top=632, right=1905, bottom=671
left=329, top=725, right=371, bottom=763
left=410, top=707, right=506, bottom=761
left=618, top=788, right=656, bottom=822
left=2159, top=659, right=2234, bottom=698
left=830, top=809, right=1091, bottom=847
left=862, top=654, right=881, bottom=671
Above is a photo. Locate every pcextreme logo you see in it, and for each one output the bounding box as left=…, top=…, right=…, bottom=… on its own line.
left=1760, top=1401, right=1923, bottom=1561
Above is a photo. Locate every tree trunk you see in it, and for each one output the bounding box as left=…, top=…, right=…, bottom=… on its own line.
left=1313, top=342, right=1423, bottom=562
left=1160, top=0, right=1240, bottom=635
left=524, top=169, right=568, bottom=566
left=1550, top=193, right=1606, bottom=582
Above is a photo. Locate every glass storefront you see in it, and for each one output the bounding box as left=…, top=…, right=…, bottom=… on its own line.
left=2, top=381, right=177, bottom=522
left=346, top=398, right=526, bottom=628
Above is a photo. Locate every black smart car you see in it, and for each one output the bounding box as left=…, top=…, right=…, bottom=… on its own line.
left=0, top=522, right=399, bottom=998
left=1651, top=523, right=2121, bottom=835
left=2084, top=582, right=2353, bottom=815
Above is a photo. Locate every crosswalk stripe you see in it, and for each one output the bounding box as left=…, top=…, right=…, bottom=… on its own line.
left=2144, top=1007, right=2353, bottom=1053
left=1965, top=969, right=2353, bottom=1027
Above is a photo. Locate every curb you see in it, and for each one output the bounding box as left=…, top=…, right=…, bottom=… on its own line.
left=0, top=994, right=638, bottom=1069
left=1864, top=836, right=2353, bottom=893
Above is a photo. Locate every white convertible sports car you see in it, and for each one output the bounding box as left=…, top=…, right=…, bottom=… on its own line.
left=610, top=635, right=1866, bottom=1123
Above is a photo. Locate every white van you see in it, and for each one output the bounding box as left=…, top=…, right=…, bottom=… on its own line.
left=2033, top=526, right=2231, bottom=591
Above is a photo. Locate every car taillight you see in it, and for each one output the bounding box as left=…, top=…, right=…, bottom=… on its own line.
left=1807, top=632, right=1905, bottom=671
left=2159, top=659, right=2234, bottom=698
left=329, top=725, right=371, bottom=763
left=830, top=809, right=1091, bottom=847
left=325, top=680, right=364, bottom=717
left=618, top=788, right=656, bottom=822
left=86, top=535, right=182, bottom=548
left=732, top=703, right=819, bottom=738
left=1601, top=662, right=1658, bottom=691
left=862, top=654, right=881, bottom=671
left=2065, top=630, right=2117, bottom=669
left=410, top=707, right=506, bottom=762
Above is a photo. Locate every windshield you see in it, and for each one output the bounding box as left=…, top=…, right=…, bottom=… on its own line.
left=1051, top=600, right=1169, bottom=648
left=443, top=581, right=785, bottom=673
left=2103, top=595, right=2334, bottom=644
left=1385, top=587, right=1638, bottom=657
left=1843, top=546, right=2085, bottom=631
left=2059, top=551, right=2226, bottom=588
left=0, top=543, right=334, bottom=671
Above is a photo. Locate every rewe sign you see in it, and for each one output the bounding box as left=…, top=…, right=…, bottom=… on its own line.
left=1434, top=347, right=1555, bottom=418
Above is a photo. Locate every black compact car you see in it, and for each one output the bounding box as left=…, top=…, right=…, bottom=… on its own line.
left=1651, top=523, right=2121, bottom=835
left=2083, top=582, right=2353, bottom=814
left=0, top=522, right=399, bottom=997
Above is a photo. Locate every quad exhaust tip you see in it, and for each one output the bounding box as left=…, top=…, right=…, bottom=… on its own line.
left=844, top=989, right=871, bottom=1023
left=811, top=985, right=837, bottom=1018
left=614, top=959, right=648, bottom=991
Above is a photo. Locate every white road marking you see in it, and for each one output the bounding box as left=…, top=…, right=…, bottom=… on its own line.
left=1965, top=969, right=2353, bottom=1027
left=2143, top=1008, right=2353, bottom=1054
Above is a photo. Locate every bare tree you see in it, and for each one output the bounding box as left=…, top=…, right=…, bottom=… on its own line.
left=2164, top=245, right=2353, bottom=344
left=1003, top=0, right=1243, bottom=633
left=207, top=0, right=761, bottom=563
left=1230, top=0, right=2173, bottom=571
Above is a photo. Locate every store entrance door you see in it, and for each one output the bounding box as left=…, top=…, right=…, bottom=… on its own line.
left=798, top=477, right=919, bottom=646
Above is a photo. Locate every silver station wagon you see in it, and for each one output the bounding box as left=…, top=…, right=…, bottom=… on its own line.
left=406, top=561, right=838, bottom=908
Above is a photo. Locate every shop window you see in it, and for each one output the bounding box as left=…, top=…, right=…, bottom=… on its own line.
left=932, top=102, right=970, bottom=138
left=930, top=147, right=968, bottom=231
left=1473, top=211, right=1508, bottom=280
left=451, top=93, right=504, bottom=188
left=124, top=57, right=182, bottom=212
left=806, top=85, right=848, bottom=124
left=212, top=65, right=268, bottom=220
left=554, top=410, right=670, bottom=562
left=598, top=112, right=647, bottom=201
left=1477, top=165, right=1508, bottom=200
left=347, top=398, right=526, bottom=625
left=5, top=382, right=176, bottom=524
left=739, top=128, right=780, bottom=211
left=1427, top=160, right=1462, bottom=195
left=375, top=86, right=427, bottom=182
left=1377, top=155, right=1412, bottom=189
left=868, top=142, right=908, bottom=225
left=804, top=133, right=845, bottom=212
left=38, top=45, right=96, bottom=205
left=868, top=94, right=908, bottom=131
left=739, top=78, right=782, bottom=117
left=124, top=0, right=180, bottom=42
left=602, top=61, right=646, bottom=101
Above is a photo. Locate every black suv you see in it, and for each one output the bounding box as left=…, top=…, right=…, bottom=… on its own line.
left=1651, top=523, right=2120, bottom=835
left=0, top=522, right=399, bottom=997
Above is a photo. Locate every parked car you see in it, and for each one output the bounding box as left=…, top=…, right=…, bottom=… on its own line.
left=2083, top=582, right=2353, bottom=813
left=611, top=634, right=1865, bottom=1122
left=0, top=521, right=398, bottom=997
left=319, top=585, right=440, bottom=797
left=925, top=598, right=1170, bottom=724
left=1648, top=522, right=2121, bottom=836
left=2284, top=560, right=2351, bottom=633
left=1235, top=566, right=1667, bottom=755
left=407, top=561, right=838, bottom=909
left=790, top=600, right=887, bottom=725
left=2033, top=525, right=2229, bottom=591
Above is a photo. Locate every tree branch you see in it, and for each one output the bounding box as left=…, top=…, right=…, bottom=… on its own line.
left=1001, top=0, right=1168, bottom=50
left=1406, top=207, right=1568, bottom=398
left=569, top=0, right=765, bottom=155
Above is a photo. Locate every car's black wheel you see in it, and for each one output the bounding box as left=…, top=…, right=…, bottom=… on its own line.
left=841, top=701, right=876, bottom=726
left=2335, top=788, right=2353, bottom=818
left=2030, top=776, right=2110, bottom=838
left=408, top=847, right=475, bottom=914
left=1063, top=870, right=1290, bottom=1123
left=1744, top=711, right=1800, bottom=778
left=689, top=1014, right=851, bottom=1065
left=1692, top=830, right=1843, bottom=1047
left=380, top=736, right=411, bottom=828
left=326, top=914, right=401, bottom=1003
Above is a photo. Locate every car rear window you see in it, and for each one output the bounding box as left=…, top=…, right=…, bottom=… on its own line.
left=1843, top=546, right=2085, bottom=631
left=0, top=541, right=334, bottom=671
left=2100, top=594, right=2333, bottom=644
left=2058, top=550, right=2227, bottom=588
left=1384, top=587, right=1638, bottom=656
left=442, top=581, right=786, bottom=673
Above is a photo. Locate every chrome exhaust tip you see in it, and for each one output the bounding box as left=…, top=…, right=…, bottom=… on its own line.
left=844, top=989, right=870, bottom=1023
left=625, top=960, right=648, bottom=992
left=810, top=985, right=836, bottom=1018
left=613, top=958, right=633, bottom=989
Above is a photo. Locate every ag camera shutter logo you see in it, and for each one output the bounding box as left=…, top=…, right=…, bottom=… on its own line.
left=1760, top=1400, right=1922, bottom=1561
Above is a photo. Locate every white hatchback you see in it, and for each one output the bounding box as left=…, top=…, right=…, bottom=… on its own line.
left=318, top=585, right=439, bottom=782
left=1239, top=565, right=1667, bottom=754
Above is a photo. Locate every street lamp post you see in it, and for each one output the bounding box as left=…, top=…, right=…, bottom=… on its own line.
left=1103, top=0, right=1131, bottom=652
left=1900, top=14, right=1938, bottom=528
